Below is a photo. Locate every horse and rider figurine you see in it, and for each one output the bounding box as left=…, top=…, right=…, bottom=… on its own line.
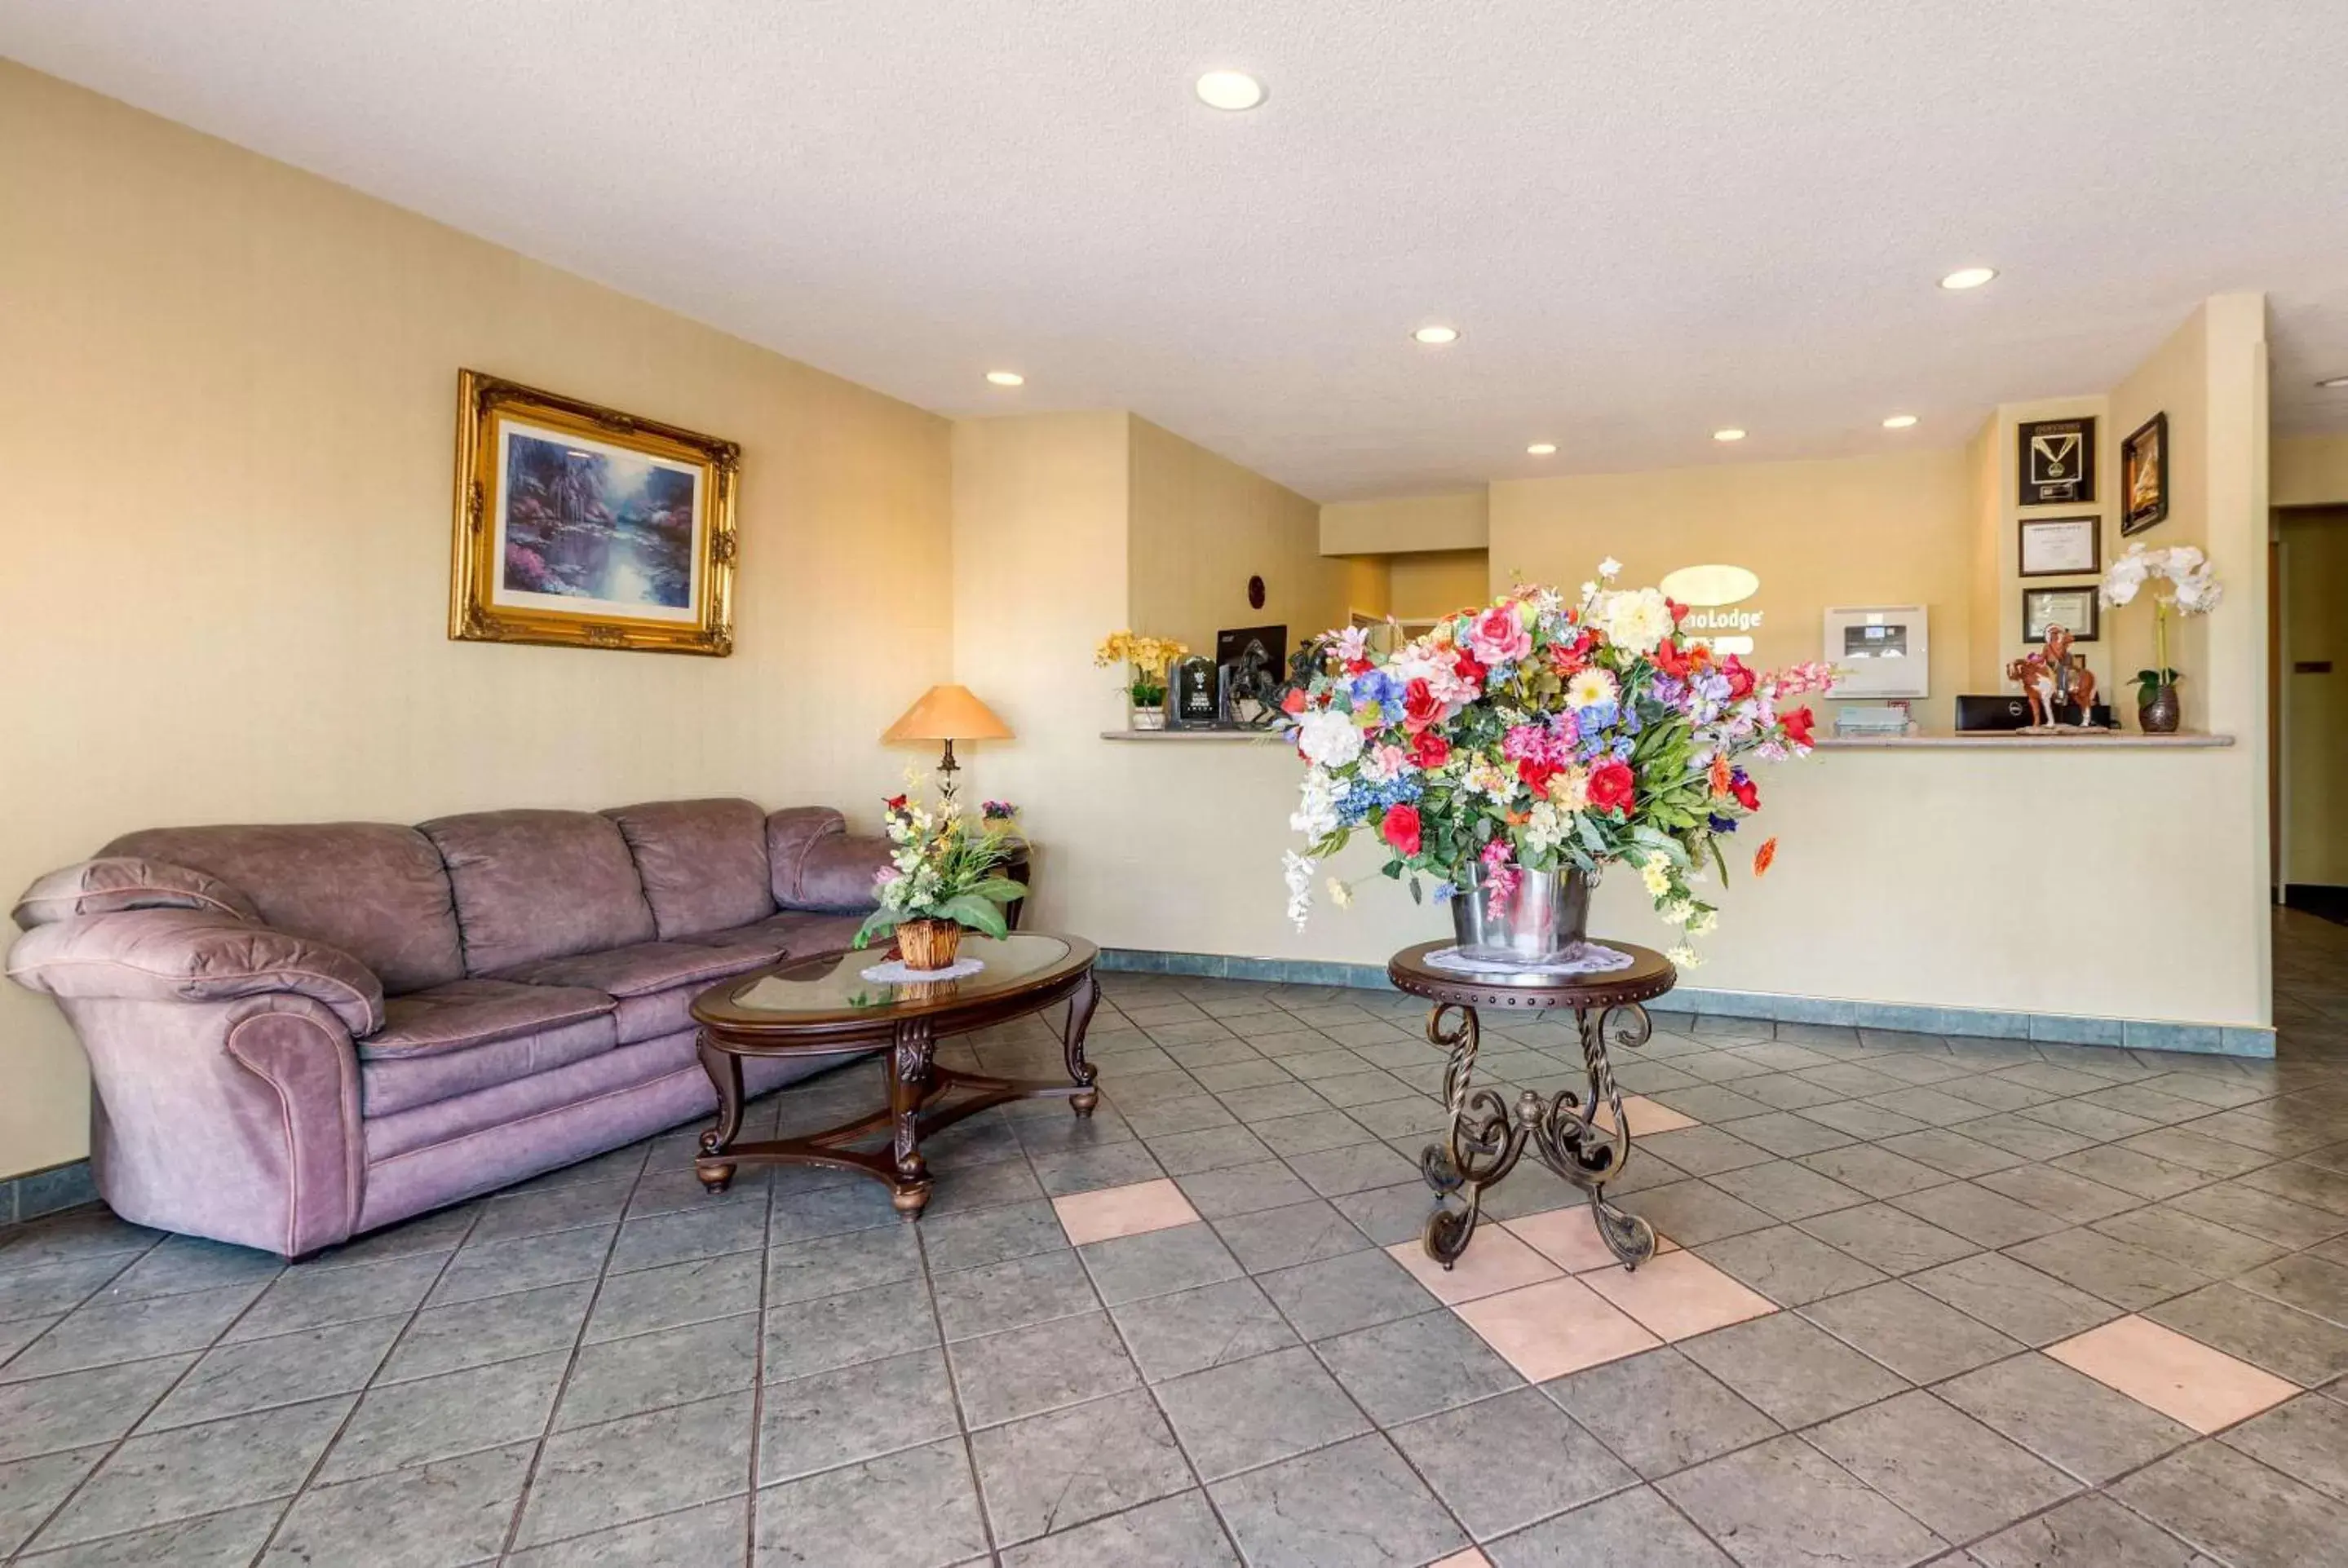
left=2005, top=624, right=2103, bottom=730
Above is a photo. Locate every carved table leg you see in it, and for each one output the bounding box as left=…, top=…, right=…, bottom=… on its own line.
left=888, top=1021, right=936, bottom=1217
left=694, top=1030, right=745, bottom=1193
left=1063, top=973, right=1102, bottom=1117
left=1523, top=1004, right=1656, bottom=1269
left=1418, top=1003, right=1528, bottom=1268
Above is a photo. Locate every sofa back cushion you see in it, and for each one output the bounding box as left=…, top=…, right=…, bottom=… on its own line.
left=604, top=799, right=774, bottom=939
left=101, top=824, right=463, bottom=994
left=14, top=857, right=263, bottom=930
left=420, top=810, right=656, bottom=974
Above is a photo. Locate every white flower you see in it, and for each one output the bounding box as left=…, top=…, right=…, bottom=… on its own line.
left=1326, top=877, right=1354, bottom=910
left=1666, top=943, right=1704, bottom=968
left=1598, top=556, right=1623, bottom=581
left=1639, top=859, right=1672, bottom=899
left=1282, top=851, right=1315, bottom=931
left=1600, top=587, right=1675, bottom=655
left=1289, top=769, right=1341, bottom=840
left=1689, top=908, right=1719, bottom=936
left=1295, top=709, right=1364, bottom=769
left=1566, top=668, right=1620, bottom=710
left=1333, top=625, right=1370, bottom=662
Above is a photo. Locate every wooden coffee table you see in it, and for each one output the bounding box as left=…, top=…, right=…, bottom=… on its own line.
left=688, top=933, right=1101, bottom=1217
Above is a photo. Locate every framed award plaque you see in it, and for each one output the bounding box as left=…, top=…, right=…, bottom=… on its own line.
left=2018, top=417, right=2096, bottom=506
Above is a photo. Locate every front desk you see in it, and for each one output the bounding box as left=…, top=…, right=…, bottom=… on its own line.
left=1074, top=728, right=2270, bottom=1057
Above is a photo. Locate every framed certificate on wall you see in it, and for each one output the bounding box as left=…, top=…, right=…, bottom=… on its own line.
left=2018, top=515, right=2101, bottom=577
left=2023, top=586, right=2100, bottom=643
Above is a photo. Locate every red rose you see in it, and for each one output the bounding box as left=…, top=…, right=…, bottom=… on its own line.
left=1780, top=705, right=1816, bottom=747
left=1652, top=639, right=1689, bottom=680
left=1402, top=678, right=1443, bottom=732
left=1380, top=803, right=1423, bottom=859
left=1343, top=658, right=1374, bottom=677
left=1587, top=758, right=1635, bottom=815
left=1409, top=731, right=1450, bottom=769
left=1730, top=774, right=1759, bottom=811
left=1280, top=687, right=1308, bottom=714
left=1517, top=757, right=1561, bottom=796
left=1451, top=650, right=1488, bottom=688
left=883, top=794, right=908, bottom=812
left=1667, top=597, right=1690, bottom=624
left=1720, top=655, right=1757, bottom=701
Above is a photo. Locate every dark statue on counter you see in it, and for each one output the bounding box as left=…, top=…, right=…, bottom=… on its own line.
left=2005, top=624, right=2102, bottom=731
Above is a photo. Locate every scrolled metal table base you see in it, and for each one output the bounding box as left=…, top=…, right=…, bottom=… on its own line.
left=1419, top=999, right=1657, bottom=1270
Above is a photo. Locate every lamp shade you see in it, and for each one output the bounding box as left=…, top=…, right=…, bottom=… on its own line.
left=882, top=684, right=1014, bottom=744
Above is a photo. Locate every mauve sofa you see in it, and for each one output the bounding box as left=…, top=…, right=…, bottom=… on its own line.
left=7, top=799, right=887, bottom=1257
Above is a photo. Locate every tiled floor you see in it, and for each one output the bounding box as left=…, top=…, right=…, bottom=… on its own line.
left=6, top=917, right=2348, bottom=1566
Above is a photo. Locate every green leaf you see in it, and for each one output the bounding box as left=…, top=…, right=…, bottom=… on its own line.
left=856, top=907, right=908, bottom=944
left=935, top=894, right=1010, bottom=939
left=1408, top=877, right=1424, bottom=904
left=966, top=877, right=1027, bottom=903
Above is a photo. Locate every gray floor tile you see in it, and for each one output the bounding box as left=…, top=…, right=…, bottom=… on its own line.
left=1145, top=1124, right=1276, bottom=1177
left=1715, top=1111, right=1855, bottom=1159
left=1209, top=1433, right=1466, bottom=1568
left=1544, top=1345, right=1779, bottom=1480
left=2234, top=1251, right=2348, bottom=1328
left=1937, top=1351, right=2195, bottom=1483
left=1155, top=1345, right=1372, bottom=1480
left=2113, top=1440, right=2348, bottom=1568
left=946, top=1310, right=1139, bottom=1430
left=1638, top=1126, right=1776, bottom=1177
left=0, top=1212, right=160, bottom=1274
left=223, top=1253, right=447, bottom=1343
left=1620, top=1181, right=1775, bottom=1246
left=762, top=1286, right=939, bottom=1383
left=316, top=1349, right=568, bottom=1484
left=969, top=1387, right=1192, bottom=1544
left=557, top=1312, right=758, bottom=1429
left=2003, top=1227, right=2213, bottom=1312
left=33, top=1394, right=352, bottom=1550
left=911, top=1199, right=1065, bottom=1277
left=1978, top=1164, right=2145, bottom=1225
left=2, top=1283, right=265, bottom=1383
left=1888, top=1182, right=2069, bottom=1249
left=1028, top=1142, right=1165, bottom=1198
left=2169, top=1182, right=2348, bottom=1250
left=378, top=1281, right=593, bottom=1385
left=1967, top=1492, right=2214, bottom=1568
left=2092, top=1204, right=2287, bottom=1278
left=2145, top=1283, right=2348, bottom=1386
left=515, top=1389, right=753, bottom=1549
left=1659, top=1436, right=1946, bottom=1568
left=758, top=1347, right=957, bottom=1485
left=1802, top=1279, right=2024, bottom=1383
left=1212, top=1198, right=1372, bottom=1274
left=0, top=1447, right=108, bottom=1557
left=997, top=1488, right=1238, bottom=1568
left=1252, top=1109, right=1377, bottom=1155
left=427, top=1226, right=615, bottom=1308
left=260, top=1440, right=532, bottom=1568
left=141, top=1314, right=404, bottom=1431
left=1905, top=1252, right=2119, bottom=1346
left=754, top=1436, right=986, bottom=1568
left=1391, top=1385, right=1634, bottom=1539
left=1709, top=1159, right=1872, bottom=1222
left=1258, top=1248, right=1435, bottom=1341
left=1078, top=1222, right=1242, bottom=1307
left=19, top=1495, right=287, bottom=1566
left=2221, top=1390, right=2348, bottom=1503
left=86, top=1239, right=276, bottom=1308
left=1798, top=1203, right=1979, bottom=1275
left=1678, top=1313, right=1908, bottom=1428
left=1332, top=1183, right=1442, bottom=1247
left=612, top=1199, right=775, bottom=1272
left=2047, top=1144, right=2213, bottom=1201
left=934, top=1248, right=1097, bottom=1341
left=1807, top=1389, right=2079, bottom=1540
left=504, top=1495, right=744, bottom=1566
left=588, top=1250, right=762, bottom=1343
left=1793, top=1143, right=1950, bottom=1199
left=471, top=1179, right=634, bottom=1244
left=0, top=1356, right=194, bottom=1464
left=1285, top=1142, right=1422, bottom=1197
left=1176, top=1159, right=1317, bottom=1218
left=1111, top=1277, right=1299, bottom=1382
left=1878, top=1127, right=2029, bottom=1179
left=1315, top=1309, right=1522, bottom=1425
left=1487, top=1483, right=1734, bottom=1566
left=1695, top=1226, right=1886, bottom=1307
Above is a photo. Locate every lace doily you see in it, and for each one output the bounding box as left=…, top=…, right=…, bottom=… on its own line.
left=1422, top=943, right=1636, bottom=978
left=859, top=956, right=988, bottom=984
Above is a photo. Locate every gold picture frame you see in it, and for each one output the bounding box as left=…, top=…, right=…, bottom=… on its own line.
left=450, top=369, right=738, bottom=655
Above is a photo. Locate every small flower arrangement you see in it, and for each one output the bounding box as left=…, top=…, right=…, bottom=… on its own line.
left=1094, top=630, right=1188, bottom=709
left=980, top=799, right=1019, bottom=824
left=1280, top=562, right=1825, bottom=965
left=856, top=775, right=1028, bottom=960
left=2098, top=543, right=2222, bottom=709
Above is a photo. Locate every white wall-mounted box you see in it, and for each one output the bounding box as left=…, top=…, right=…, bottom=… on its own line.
left=1824, top=605, right=1930, bottom=699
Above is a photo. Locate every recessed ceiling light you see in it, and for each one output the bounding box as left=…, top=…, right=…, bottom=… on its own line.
left=1526, top=442, right=1557, bottom=456
left=1712, top=428, right=1747, bottom=442
left=1194, top=70, right=1266, bottom=111
left=1939, top=266, right=1998, bottom=290
left=1412, top=325, right=1461, bottom=346
left=984, top=370, right=1024, bottom=386
left=2320, top=375, right=2348, bottom=389
left=1882, top=414, right=1919, bottom=429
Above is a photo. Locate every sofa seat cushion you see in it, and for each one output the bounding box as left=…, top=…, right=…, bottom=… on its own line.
left=360, top=1008, right=618, bottom=1118
left=605, top=799, right=775, bottom=940
left=495, top=940, right=772, bottom=1045
left=683, top=912, right=868, bottom=965
left=360, top=978, right=615, bottom=1059
left=420, top=810, right=657, bottom=976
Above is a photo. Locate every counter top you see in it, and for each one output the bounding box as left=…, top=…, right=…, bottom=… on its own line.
left=1103, top=728, right=2234, bottom=750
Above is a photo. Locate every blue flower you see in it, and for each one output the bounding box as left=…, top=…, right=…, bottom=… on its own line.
left=1578, top=700, right=1619, bottom=730
left=1707, top=813, right=1739, bottom=833
left=1432, top=881, right=1456, bottom=904
left=1610, top=737, right=1636, bottom=761
left=1349, top=669, right=1404, bottom=709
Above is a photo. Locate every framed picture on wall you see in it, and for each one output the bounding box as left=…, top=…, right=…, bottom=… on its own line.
left=450, top=370, right=739, bottom=656
left=2122, top=412, right=2170, bottom=536
left=2018, top=417, right=2097, bottom=506
left=2022, top=585, right=2100, bottom=643
left=2017, top=515, right=2101, bottom=577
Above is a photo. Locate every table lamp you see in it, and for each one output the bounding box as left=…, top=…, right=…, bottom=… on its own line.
left=882, top=685, right=1014, bottom=802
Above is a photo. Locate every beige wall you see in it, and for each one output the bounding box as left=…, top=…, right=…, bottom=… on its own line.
left=2275, top=435, right=2348, bottom=508
left=1320, top=492, right=1488, bottom=557
left=2280, top=508, right=2348, bottom=886
left=1978, top=395, right=2114, bottom=691
left=1491, top=450, right=1976, bottom=717
left=0, top=64, right=954, bottom=1177
left=1128, top=417, right=1354, bottom=655
left=1388, top=550, right=1494, bottom=620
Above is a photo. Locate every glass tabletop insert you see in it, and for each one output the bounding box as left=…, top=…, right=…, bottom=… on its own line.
left=734, top=934, right=1076, bottom=1017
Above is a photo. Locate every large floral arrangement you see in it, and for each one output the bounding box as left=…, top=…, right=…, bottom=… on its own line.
left=2098, top=543, right=2222, bottom=705
left=1094, top=630, right=1189, bottom=708
left=1280, top=562, right=1828, bottom=964
left=856, top=779, right=1027, bottom=947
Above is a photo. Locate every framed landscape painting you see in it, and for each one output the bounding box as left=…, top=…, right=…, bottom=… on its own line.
left=450, top=370, right=738, bottom=655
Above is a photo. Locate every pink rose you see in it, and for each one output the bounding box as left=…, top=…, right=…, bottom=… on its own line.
left=1466, top=606, right=1532, bottom=666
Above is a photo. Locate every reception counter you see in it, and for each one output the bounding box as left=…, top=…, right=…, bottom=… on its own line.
left=1053, top=727, right=2270, bottom=1056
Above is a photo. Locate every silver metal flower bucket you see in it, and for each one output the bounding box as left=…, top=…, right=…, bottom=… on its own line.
left=1450, top=864, right=1594, bottom=965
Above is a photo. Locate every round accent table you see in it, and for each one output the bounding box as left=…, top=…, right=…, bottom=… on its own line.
left=1386, top=939, right=1677, bottom=1271
left=688, top=933, right=1100, bottom=1217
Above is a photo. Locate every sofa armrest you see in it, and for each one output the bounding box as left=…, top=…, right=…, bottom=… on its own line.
left=13, top=856, right=260, bottom=930
left=8, top=908, right=384, bottom=1036
left=766, top=807, right=887, bottom=912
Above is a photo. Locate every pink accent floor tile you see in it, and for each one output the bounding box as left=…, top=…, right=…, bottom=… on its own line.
left=1052, top=1179, right=1200, bottom=1247
left=1579, top=1248, right=1776, bottom=1341
left=2047, top=1314, right=2298, bottom=1433
left=1430, top=1552, right=1492, bottom=1568
left=1503, top=1206, right=1680, bottom=1274
left=1453, top=1274, right=1660, bottom=1381
left=1386, top=1226, right=1561, bottom=1305
left=1608, top=1093, right=1700, bottom=1134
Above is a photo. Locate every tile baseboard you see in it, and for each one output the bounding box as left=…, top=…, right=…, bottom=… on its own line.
left=1096, top=947, right=2274, bottom=1059
left=0, top=1157, right=99, bottom=1228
